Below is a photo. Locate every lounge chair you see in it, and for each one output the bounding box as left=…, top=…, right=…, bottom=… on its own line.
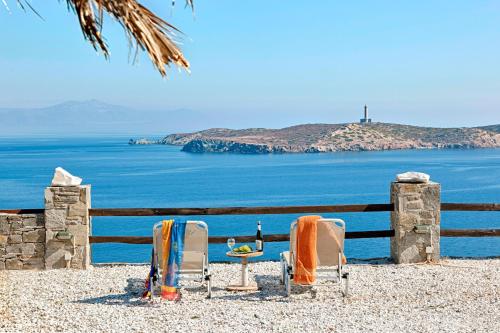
left=151, top=220, right=212, bottom=298
left=280, top=217, right=349, bottom=297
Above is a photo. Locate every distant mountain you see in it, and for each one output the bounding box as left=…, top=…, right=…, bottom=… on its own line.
left=130, top=122, right=500, bottom=153
left=0, top=100, right=208, bottom=136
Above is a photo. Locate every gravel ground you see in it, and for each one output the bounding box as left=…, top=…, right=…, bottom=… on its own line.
left=1, top=259, right=499, bottom=333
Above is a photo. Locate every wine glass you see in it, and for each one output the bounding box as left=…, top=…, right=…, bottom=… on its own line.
left=227, top=238, right=236, bottom=252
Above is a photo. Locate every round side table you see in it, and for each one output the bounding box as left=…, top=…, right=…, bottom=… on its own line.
left=226, top=251, right=263, bottom=291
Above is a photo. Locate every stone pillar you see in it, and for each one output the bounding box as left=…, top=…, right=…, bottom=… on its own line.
left=44, top=185, right=91, bottom=269
left=390, top=181, right=440, bottom=264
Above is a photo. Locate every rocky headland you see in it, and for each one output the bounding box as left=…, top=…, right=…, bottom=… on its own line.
left=130, top=123, right=500, bottom=154
left=128, top=138, right=158, bottom=145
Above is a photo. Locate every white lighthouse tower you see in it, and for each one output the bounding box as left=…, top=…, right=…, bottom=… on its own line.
left=360, top=105, right=372, bottom=124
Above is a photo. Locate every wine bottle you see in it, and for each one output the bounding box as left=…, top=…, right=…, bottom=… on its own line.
left=256, top=221, right=263, bottom=252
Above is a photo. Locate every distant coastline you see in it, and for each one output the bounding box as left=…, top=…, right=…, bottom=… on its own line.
left=129, top=122, right=500, bottom=154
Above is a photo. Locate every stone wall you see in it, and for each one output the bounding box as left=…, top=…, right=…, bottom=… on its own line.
left=44, top=185, right=91, bottom=269
left=0, top=213, right=45, bottom=270
left=1, top=185, right=91, bottom=271
left=390, top=181, right=440, bottom=264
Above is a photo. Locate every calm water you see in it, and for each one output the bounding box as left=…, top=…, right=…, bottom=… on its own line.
left=0, top=137, right=498, bottom=262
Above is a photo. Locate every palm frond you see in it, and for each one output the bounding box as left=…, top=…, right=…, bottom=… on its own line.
left=15, top=0, right=44, bottom=20
left=2, top=0, right=11, bottom=12
left=67, top=0, right=192, bottom=76
left=5, top=0, right=192, bottom=76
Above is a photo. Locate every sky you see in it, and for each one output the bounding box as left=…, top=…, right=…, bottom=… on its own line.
left=1, top=0, right=500, bottom=128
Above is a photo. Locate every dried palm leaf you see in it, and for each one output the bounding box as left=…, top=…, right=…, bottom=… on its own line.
left=7, top=0, right=192, bottom=76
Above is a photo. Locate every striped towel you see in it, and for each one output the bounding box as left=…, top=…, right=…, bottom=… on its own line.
left=160, top=219, right=187, bottom=301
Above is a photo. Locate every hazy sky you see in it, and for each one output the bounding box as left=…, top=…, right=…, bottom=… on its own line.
left=1, top=0, right=500, bottom=127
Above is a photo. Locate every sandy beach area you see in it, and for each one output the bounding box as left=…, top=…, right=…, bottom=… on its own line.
left=1, top=259, right=499, bottom=332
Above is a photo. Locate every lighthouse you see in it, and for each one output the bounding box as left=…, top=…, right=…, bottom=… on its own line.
left=360, top=105, right=372, bottom=124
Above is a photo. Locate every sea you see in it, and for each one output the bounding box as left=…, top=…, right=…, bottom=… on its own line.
left=0, top=137, right=498, bottom=263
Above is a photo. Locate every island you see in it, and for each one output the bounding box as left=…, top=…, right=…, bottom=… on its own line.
left=129, top=123, right=500, bottom=154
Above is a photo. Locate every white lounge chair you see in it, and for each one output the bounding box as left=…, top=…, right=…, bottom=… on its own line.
left=151, top=220, right=212, bottom=298
left=280, top=218, right=349, bottom=297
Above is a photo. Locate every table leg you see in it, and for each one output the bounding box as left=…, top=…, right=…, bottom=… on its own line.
left=241, top=257, right=248, bottom=287
left=226, top=256, right=258, bottom=291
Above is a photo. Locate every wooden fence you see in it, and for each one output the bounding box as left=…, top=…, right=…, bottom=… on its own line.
left=3, top=203, right=498, bottom=245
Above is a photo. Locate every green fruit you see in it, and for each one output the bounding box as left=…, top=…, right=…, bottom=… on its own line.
left=235, top=245, right=250, bottom=253
left=232, top=245, right=253, bottom=253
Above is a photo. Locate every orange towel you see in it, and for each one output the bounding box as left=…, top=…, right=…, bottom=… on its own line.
left=294, top=215, right=321, bottom=284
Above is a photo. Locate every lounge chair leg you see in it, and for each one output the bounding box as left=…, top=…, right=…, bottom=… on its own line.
left=279, top=254, right=284, bottom=285
left=338, top=253, right=342, bottom=280
left=284, top=269, right=291, bottom=297
left=149, top=276, right=154, bottom=300
left=342, top=272, right=349, bottom=297
left=206, top=275, right=212, bottom=299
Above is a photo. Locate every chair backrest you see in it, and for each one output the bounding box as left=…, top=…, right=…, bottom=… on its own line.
left=153, top=220, right=208, bottom=271
left=290, top=218, right=345, bottom=267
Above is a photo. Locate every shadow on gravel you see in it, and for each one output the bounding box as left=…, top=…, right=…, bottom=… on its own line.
left=74, top=278, right=150, bottom=307
left=347, top=257, right=392, bottom=265
left=213, top=274, right=316, bottom=302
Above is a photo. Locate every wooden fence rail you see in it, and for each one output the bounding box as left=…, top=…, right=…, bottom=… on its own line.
left=440, top=229, right=500, bottom=237
left=87, top=204, right=393, bottom=216
left=89, top=228, right=500, bottom=245
left=1, top=202, right=499, bottom=216
left=89, top=230, right=394, bottom=244
left=0, top=209, right=44, bottom=214
left=440, top=203, right=500, bottom=211
left=85, top=203, right=500, bottom=215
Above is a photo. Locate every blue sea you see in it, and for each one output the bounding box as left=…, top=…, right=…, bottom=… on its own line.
left=0, top=137, right=498, bottom=263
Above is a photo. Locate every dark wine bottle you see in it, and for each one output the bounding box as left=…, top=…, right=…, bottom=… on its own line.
left=256, top=221, right=263, bottom=252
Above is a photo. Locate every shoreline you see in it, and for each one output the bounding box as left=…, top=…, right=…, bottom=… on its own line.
left=132, top=141, right=500, bottom=154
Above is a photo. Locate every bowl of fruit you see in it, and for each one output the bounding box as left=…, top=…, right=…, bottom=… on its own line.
left=231, top=244, right=254, bottom=254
